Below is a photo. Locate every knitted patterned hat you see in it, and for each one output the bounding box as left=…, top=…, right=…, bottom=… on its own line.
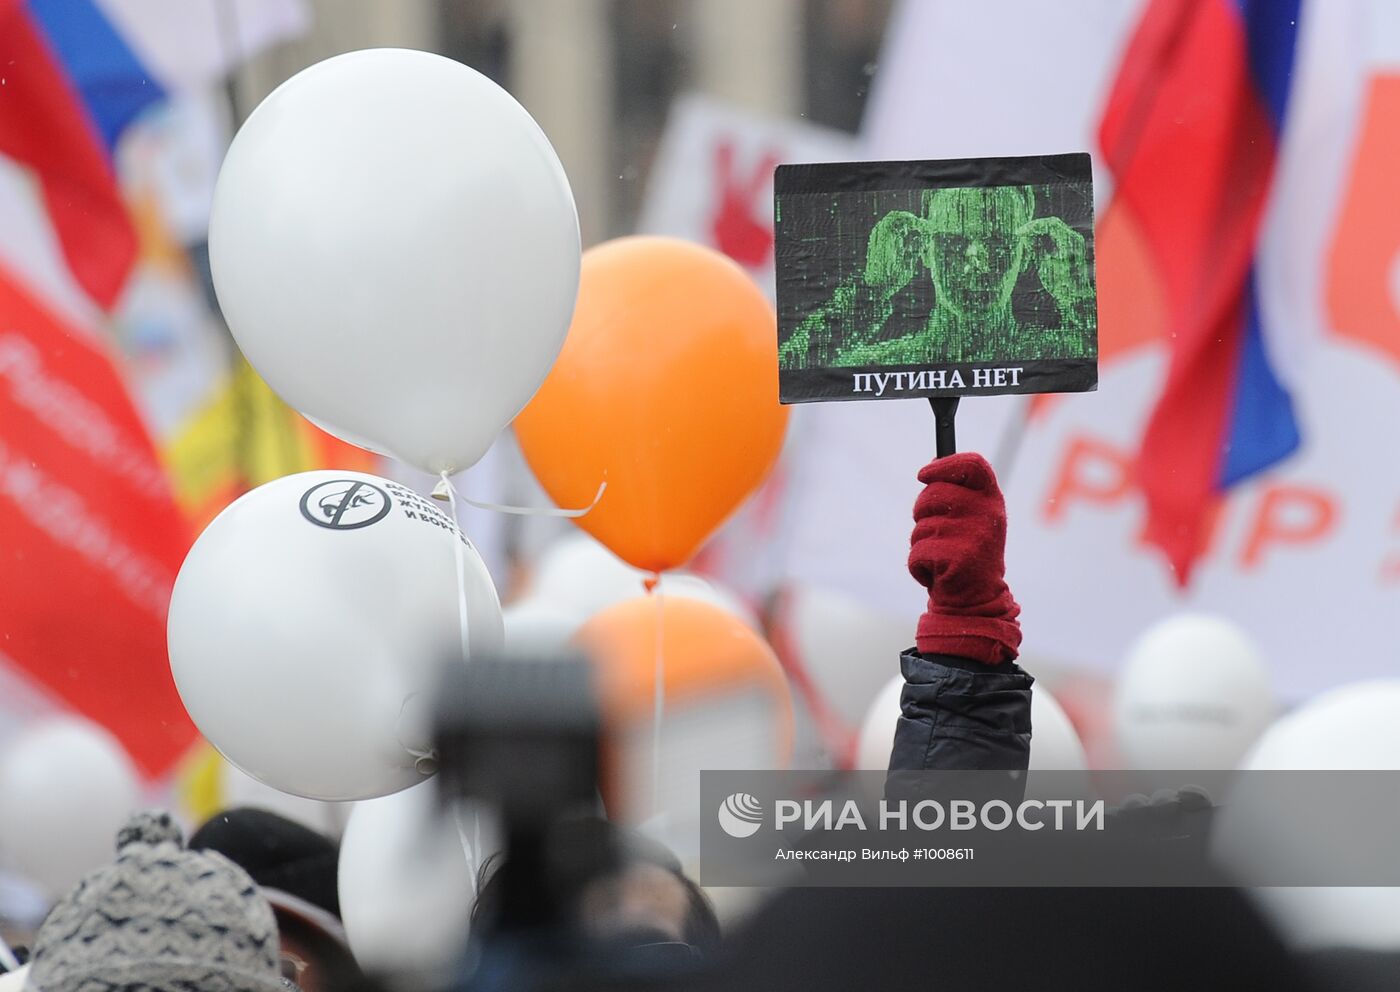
left=28, top=811, right=289, bottom=992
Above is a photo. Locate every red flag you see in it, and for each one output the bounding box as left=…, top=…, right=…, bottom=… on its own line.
left=0, top=265, right=195, bottom=776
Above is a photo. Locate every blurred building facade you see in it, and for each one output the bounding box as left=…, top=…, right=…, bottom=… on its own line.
left=229, top=0, right=892, bottom=245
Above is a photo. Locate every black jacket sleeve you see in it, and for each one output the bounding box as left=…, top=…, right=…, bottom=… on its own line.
left=886, top=648, right=1034, bottom=801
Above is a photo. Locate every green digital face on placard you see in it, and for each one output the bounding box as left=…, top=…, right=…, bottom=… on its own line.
left=774, top=154, right=1098, bottom=403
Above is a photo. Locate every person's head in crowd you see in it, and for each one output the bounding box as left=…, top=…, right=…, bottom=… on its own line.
left=190, top=807, right=361, bottom=992
left=472, top=816, right=720, bottom=964
left=27, top=810, right=289, bottom=992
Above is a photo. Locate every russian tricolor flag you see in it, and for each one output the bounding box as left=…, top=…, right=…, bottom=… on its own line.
left=0, top=0, right=167, bottom=309
left=1101, top=0, right=1304, bottom=584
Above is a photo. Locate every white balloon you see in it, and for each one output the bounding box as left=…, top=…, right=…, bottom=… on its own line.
left=339, top=780, right=488, bottom=978
left=1214, top=680, right=1400, bottom=951
left=209, top=49, right=580, bottom=473
left=0, top=717, right=140, bottom=897
left=527, top=534, right=759, bottom=627
left=501, top=599, right=586, bottom=657
left=1112, top=614, right=1275, bottom=770
left=168, top=470, right=503, bottom=801
left=1021, top=681, right=1096, bottom=799
left=662, top=574, right=760, bottom=630
left=528, top=534, right=641, bottom=612
left=853, top=676, right=908, bottom=772
left=783, top=584, right=913, bottom=729
left=217, top=759, right=348, bottom=838
left=855, top=674, right=1093, bottom=797
left=303, top=413, right=390, bottom=458
left=1239, top=680, right=1400, bottom=772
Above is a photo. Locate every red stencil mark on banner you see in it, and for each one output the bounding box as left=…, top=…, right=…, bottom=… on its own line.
left=1043, top=433, right=1337, bottom=575
left=710, top=139, right=781, bottom=269
left=0, top=266, right=195, bottom=778
left=1328, top=76, right=1400, bottom=371
left=1379, top=502, right=1400, bottom=584
left=1238, top=485, right=1336, bottom=571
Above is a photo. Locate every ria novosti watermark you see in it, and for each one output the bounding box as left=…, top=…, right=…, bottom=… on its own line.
left=701, top=770, right=1400, bottom=887
left=718, top=791, right=1104, bottom=837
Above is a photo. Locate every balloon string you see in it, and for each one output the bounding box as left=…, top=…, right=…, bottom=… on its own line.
left=432, top=475, right=607, bottom=518
left=438, top=471, right=473, bottom=663
left=651, top=575, right=664, bottom=820
left=472, top=811, right=482, bottom=889
left=0, top=932, right=20, bottom=973
left=452, top=803, right=480, bottom=901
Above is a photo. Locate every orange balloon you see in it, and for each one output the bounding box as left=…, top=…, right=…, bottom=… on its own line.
left=514, top=236, right=788, bottom=572
left=573, top=595, right=793, bottom=822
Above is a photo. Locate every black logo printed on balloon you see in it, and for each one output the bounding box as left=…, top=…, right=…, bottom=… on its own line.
left=299, top=480, right=392, bottom=530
